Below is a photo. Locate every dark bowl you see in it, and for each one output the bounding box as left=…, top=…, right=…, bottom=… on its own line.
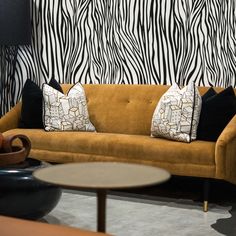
left=0, top=158, right=62, bottom=219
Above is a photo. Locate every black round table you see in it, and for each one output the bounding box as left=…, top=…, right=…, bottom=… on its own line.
left=0, top=157, right=62, bottom=220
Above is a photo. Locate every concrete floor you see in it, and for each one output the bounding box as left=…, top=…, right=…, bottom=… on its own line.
left=44, top=176, right=236, bottom=235
left=111, top=176, right=236, bottom=236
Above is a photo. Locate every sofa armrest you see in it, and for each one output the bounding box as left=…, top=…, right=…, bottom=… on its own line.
left=0, top=102, right=22, bottom=133
left=215, top=114, right=236, bottom=184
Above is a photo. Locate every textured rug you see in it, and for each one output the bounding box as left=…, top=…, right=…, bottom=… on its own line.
left=43, top=191, right=232, bottom=236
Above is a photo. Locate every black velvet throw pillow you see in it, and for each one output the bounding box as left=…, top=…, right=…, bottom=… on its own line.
left=201, top=87, right=216, bottom=102
left=19, top=78, right=63, bottom=128
left=197, top=86, right=236, bottom=141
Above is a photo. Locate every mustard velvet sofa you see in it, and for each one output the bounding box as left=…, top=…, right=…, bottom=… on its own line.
left=1, top=84, right=236, bottom=211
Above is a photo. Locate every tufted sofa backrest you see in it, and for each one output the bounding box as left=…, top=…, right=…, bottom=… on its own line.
left=61, top=84, right=229, bottom=135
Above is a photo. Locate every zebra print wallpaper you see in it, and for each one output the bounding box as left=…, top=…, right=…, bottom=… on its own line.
left=1, top=0, right=236, bottom=115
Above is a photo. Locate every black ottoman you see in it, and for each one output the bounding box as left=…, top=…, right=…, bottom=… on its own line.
left=0, top=158, right=62, bottom=220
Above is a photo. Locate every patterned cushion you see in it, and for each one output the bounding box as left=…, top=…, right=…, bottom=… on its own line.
left=151, top=83, right=202, bottom=142
left=43, top=82, right=96, bottom=132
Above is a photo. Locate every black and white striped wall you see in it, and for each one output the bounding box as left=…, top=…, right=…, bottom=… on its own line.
left=2, top=0, right=236, bottom=115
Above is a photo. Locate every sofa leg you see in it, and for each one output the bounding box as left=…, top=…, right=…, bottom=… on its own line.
left=203, top=179, right=210, bottom=212
left=203, top=201, right=208, bottom=212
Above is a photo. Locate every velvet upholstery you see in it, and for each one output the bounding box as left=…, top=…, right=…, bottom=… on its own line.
left=62, top=84, right=170, bottom=135
left=1, top=84, right=236, bottom=184
left=3, top=128, right=216, bottom=178
left=0, top=216, right=111, bottom=236
left=0, top=103, right=22, bottom=133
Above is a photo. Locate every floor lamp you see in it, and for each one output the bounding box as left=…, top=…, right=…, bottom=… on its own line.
left=0, top=0, right=31, bottom=117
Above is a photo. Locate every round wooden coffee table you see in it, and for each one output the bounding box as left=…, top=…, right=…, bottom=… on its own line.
left=33, top=162, right=170, bottom=233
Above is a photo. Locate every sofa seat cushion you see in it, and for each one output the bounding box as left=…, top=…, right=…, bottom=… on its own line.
left=4, top=129, right=215, bottom=167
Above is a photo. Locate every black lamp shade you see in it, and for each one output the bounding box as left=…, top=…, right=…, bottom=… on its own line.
left=0, top=0, right=31, bottom=46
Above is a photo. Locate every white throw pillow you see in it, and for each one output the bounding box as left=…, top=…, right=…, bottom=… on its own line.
left=151, top=82, right=202, bottom=142
left=43, top=82, right=96, bottom=132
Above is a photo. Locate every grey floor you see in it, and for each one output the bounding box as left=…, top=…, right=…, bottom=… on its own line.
left=114, top=176, right=236, bottom=235
left=43, top=177, right=236, bottom=236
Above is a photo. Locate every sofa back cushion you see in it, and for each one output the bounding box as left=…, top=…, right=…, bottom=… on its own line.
left=60, top=84, right=236, bottom=136
left=61, top=84, right=169, bottom=135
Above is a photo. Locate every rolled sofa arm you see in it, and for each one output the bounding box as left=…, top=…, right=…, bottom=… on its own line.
left=215, top=114, right=236, bottom=184
left=0, top=102, right=22, bottom=133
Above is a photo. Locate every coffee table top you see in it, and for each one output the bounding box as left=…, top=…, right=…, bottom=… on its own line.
left=33, top=162, right=170, bottom=190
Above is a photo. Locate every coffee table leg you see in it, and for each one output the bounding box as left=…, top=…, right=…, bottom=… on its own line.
left=97, top=189, right=107, bottom=233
